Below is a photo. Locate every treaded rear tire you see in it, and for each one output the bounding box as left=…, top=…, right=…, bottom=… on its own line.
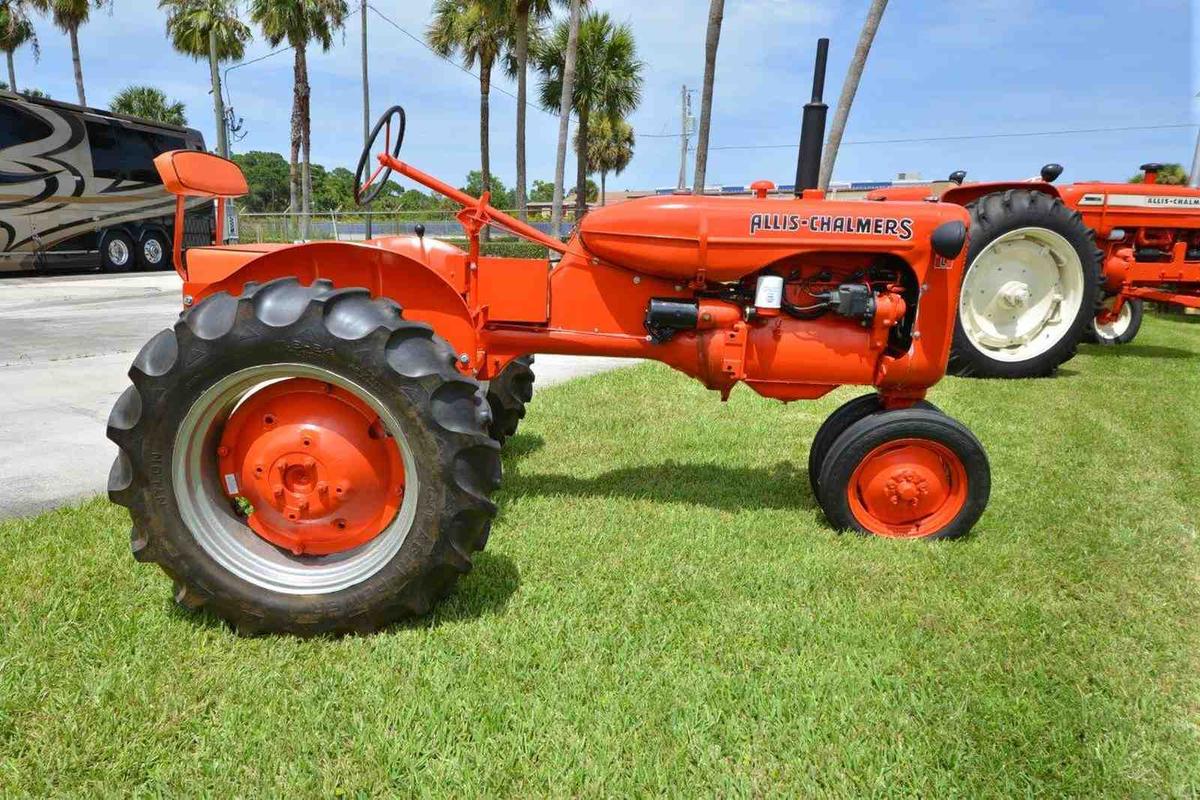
left=486, top=355, right=535, bottom=444
left=948, top=189, right=1102, bottom=378
left=107, top=277, right=501, bottom=636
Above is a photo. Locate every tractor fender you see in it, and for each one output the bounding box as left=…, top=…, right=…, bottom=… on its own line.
left=940, top=180, right=1062, bottom=208
left=186, top=241, right=478, bottom=364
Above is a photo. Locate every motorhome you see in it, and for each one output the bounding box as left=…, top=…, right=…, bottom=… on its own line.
left=0, top=90, right=212, bottom=273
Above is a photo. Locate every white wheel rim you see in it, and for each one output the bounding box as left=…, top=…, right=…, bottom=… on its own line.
left=959, top=227, right=1085, bottom=362
left=106, top=238, right=130, bottom=266
left=143, top=238, right=163, bottom=264
left=172, top=364, right=419, bottom=596
left=1093, top=297, right=1133, bottom=340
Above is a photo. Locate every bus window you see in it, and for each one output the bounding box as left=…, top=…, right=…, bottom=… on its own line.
left=0, top=102, right=54, bottom=149
left=86, top=120, right=187, bottom=184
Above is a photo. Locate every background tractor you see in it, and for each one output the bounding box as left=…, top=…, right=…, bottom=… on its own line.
left=869, top=163, right=1200, bottom=376
left=108, top=41, right=992, bottom=635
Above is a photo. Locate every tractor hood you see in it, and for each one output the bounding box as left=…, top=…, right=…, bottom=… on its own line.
left=577, top=193, right=968, bottom=282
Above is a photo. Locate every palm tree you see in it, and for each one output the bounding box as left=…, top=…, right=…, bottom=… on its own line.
left=547, top=0, right=578, bottom=237
left=577, top=115, right=632, bottom=205
left=507, top=0, right=557, bottom=221
left=691, top=0, right=723, bottom=195
left=250, top=0, right=347, bottom=240
left=110, top=84, right=187, bottom=125
left=31, top=0, right=109, bottom=106
left=536, top=10, right=641, bottom=220
left=819, top=0, right=888, bottom=190
left=0, top=1, right=37, bottom=93
left=428, top=0, right=513, bottom=240
left=160, top=0, right=251, bottom=159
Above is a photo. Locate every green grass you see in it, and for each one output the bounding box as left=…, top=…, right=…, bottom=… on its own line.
left=2, top=316, right=1199, bottom=797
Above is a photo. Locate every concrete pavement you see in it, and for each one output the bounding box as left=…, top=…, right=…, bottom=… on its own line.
left=0, top=272, right=631, bottom=519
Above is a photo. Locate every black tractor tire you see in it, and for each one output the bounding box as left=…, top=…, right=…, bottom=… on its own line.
left=816, top=407, right=990, bottom=541
left=486, top=355, right=535, bottom=444
left=138, top=229, right=171, bottom=271
left=807, top=393, right=938, bottom=498
left=107, top=277, right=501, bottom=636
left=100, top=230, right=135, bottom=273
left=948, top=189, right=1102, bottom=379
left=1085, top=297, right=1143, bottom=346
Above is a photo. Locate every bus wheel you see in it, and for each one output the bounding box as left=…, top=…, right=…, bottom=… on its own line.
left=139, top=230, right=171, bottom=271
left=101, top=231, right=135, bottom=273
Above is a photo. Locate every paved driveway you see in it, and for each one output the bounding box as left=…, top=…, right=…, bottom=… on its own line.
left=0, top=272, right=630, bottom=519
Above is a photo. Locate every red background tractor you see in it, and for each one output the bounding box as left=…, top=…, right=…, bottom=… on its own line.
left=869, top=163, right=1200, bottom=376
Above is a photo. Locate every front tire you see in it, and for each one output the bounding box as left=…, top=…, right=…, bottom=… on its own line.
left=107, top=278, right=501, bottom=635
left=816, top=408, right=990, bottom=540
left=1086, top=297, right=1143, bottom=345
left=949, top=190, right=1101, bottom=378
left=807, top=393, right=937, bottom=498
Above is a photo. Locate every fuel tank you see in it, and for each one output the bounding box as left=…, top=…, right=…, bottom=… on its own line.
left=577, top=193, right=962, bottom=282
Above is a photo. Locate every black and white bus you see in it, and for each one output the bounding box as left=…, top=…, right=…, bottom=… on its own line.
left=0, top=90, right=214, bottom=273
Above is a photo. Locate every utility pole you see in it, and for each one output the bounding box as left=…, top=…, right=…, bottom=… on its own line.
left=361, top=0, right=372, bottom=239
left=1191, top=99, right=1200, bottom=187
left=677, top=85, right=693, bottom=192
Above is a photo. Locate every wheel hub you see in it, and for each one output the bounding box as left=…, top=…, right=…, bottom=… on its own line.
left=848, top=439, right=967, bottom=537
left=217, top=378, right=404, bottom=555
left=997, top=281, right=1031, bottom=309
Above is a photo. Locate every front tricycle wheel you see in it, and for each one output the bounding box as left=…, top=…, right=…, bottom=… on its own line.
left=107, top=278, right=500, bottom=635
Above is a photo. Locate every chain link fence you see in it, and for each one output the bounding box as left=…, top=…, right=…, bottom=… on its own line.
left=236, top=209, right=583, bottom=244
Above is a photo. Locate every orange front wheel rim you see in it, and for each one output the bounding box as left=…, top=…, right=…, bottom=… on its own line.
left=846, top=438, right=968, bottom=538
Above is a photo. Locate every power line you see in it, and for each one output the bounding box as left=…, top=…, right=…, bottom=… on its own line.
left=704, top=123, right=1199, bottom=151
left=367, top=3, right=566, bottom=121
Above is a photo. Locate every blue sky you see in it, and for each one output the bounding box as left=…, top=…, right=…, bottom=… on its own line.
left=16, top=0, right=1199, bottom=191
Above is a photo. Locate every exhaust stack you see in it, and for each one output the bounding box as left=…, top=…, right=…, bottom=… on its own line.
left=794, top=38, right=830, bottom=196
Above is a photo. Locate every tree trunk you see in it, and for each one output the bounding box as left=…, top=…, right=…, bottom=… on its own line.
left=692, top=0, right=724, bottom=194
left=288, top=48, right=303, bottom=240
left=513, top=0, right=529, bottom=221
left=819, top=0, right=888, bottom=190
left=209, top=28, right=228, bottom=159
left=300, top=43, right=312, bottom=242
left=479, top=60, right=491, bottom=243
left=550, top=0, right=581, bottom=238
left=69, top=24, right=86, bottom=106
left=6, top=50, right=16, bottom=93
left=574, top=104, right=589, bottom=219
left=600, top=169, right=606, bottom=206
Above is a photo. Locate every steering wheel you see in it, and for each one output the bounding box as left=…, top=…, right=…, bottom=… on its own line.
left=354, top=105, right=406, bottom=205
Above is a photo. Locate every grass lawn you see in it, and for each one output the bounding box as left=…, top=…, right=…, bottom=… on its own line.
left=2, top=315, right=1198, bottom=797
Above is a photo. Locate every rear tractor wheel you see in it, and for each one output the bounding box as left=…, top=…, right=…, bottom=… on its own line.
left=486, top=355, right=535, bottom=444
left=107, top=278, right=501, bottom=635
left=815, top=408, right=990, bottom=540
left=950, top=190, right=1101, bottom=378
left=1086, top=297, right=1143, bottom=346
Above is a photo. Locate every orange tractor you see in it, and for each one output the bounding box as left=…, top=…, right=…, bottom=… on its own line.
left=868, top=163, right=1200, bottom=377
left=108, top=41, right=991, bottom=635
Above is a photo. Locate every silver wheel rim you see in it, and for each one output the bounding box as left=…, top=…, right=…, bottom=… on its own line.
left=106, top=238, right=130, bottom=266
left=171, top=364, right=419, bottom=595
left=959, top=227, right=1086, bottom=362
left=143, top=238, right=164, bottom=265
left=1093, top=297, right=1133, bottom=340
